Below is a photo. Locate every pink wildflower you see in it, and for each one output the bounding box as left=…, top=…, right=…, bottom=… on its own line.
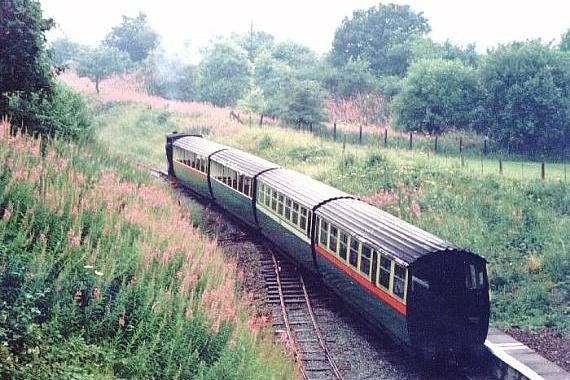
left=2, top=208, right=12, bottom=222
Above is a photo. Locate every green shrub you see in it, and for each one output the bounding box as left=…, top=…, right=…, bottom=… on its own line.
left=7, top=83, right=93, bottom=141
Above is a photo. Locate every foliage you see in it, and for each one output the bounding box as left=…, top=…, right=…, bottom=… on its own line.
left=231, top=30, right=275, bottom=62
left=410, top=38, right=479, bottom=67
left=560, top=29, right=570, bottom=52
left=197, top=39, right=251, bottom=107
left=478, top=41, right=570, bottom=156
left=277, top=80, right=327, bottom=127
left=321, top=58, right=378, bottom=99
left=330, top=2, right=430, bottom=76
left=103, top=12, right=159, bottom=64
left=7, top=83, right=92, bottom=140
left=76, top=45, right=131, bottom=93
left=50, top=38, right=84, bottom=68
left=237, top=86, right=267, bottom=115
left=393, top=59, right=481, bottom=135
left=253, top=52, right=294, bottom=116
left=0, top=0, right=54, bottom=115
left=271, top=40, right=317, bottom=69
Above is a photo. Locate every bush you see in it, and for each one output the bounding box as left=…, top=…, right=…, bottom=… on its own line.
left=7, top=83, right=93, bottom=141
left=478, top=41, right=570, bottom=157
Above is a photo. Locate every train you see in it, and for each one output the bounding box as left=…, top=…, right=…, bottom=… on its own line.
left=165, top=132, right=490, bottom=361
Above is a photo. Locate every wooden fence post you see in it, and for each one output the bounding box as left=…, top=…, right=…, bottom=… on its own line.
left=460, top=137, right=464, bottom=167
left=541, top=160, right=545, bottom=180
left=384, top=128, right=388, bottom=147
left=483, top=138, right=488, bottom=156
left=499, top=158, right=503, bottom=175
left=259, top=114, right=264, bottom=127
left=342, top=135, right=346, bottom=155
left=359, top=125, right=363, bottom=144
left=434, top=135, right=438, bottom=153
left=409, top=132, right=413, bottom=150
left=333, top=122, right=337, bottom=141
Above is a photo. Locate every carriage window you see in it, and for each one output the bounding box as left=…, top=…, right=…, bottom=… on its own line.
left=285, top=198, right=291, bottom=219
left=349, top=238, right=359, bottom=268
left=271, top=190, right=278, bottom=211
left=393, top=264, right=406, bottom=300
left=291, top=202, right=299, bottom=224
left=231, top=171, right=238, bottom=190
left=465, top=263, right=484, bottom=290
left=299, top=207, right=307, bottom=230
left=238, top=175, right=244, bottom=193
left=379, top=256, right=391, bottom=289
left=329, top=226, right=338, bottom=253
left=360, top=245, right=372, bottom=277
left=277, top=194, right=284, bottom=215
left=319, top=220, right=329, bottom=246
left=306, top=210, right=312, bottom=235
left=264, top=187, right=271, bottom=207
left=339, top=232, right=348, bottom=260
left=258, top=184, right=264, bottom=202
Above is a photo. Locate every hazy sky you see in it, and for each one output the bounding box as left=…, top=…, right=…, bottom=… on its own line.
left=40, top=0, right=569, bottom=62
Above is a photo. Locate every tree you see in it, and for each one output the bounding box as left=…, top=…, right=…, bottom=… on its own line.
left=393, top=59, right=480, bottom=135
left=104, top=12, right=159, bottom=64
left=321, top=58, right=378, bottom=99
left=76, top=45, right=131, bottom=93
left=411, top=38, right=479, bottom=67
left=253, top=52, right=294, bottom=116
left=279, top=80, right=327, bottom=127
left=479, top=41, right=569, bottom=156
left=50, top=38, right=84, bottom=67
left=330, top=3, right=430, bottom=76
left=271, top=41, right=317, bottom=69
left=197, top=39, right=250, bottom=106
left=237, top=86, right=267, bottom=125
left=560, top=29, right=570, bottom=52
left=0, top=0, right=54, bottom=114
left=231, top=29, right=274, bottom=62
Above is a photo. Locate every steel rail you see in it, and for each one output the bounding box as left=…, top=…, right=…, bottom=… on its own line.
left=300, top=275, right=344, bottom=380
left=271, top=253, right=309, bottom=380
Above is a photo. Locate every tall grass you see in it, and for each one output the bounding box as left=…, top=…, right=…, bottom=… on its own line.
left=0, top=120, right=295, bottom=378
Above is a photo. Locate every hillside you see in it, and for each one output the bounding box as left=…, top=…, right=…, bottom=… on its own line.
left=0, top=119, right=295, bottom=378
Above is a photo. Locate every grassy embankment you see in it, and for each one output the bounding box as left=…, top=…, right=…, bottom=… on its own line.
left=0, top=120, right=296, bottom=378
left=94, top=102, right=569, bottom=336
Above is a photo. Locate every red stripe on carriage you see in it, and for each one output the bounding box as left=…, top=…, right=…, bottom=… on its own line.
left=314, top=244, right=407, bottom=315
left=174, top=161, right=207, bottom=179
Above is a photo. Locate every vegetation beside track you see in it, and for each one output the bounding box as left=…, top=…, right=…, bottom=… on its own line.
left=93, top=102, right=569, bottom=337
left=0, top=120, right=296, bottom=378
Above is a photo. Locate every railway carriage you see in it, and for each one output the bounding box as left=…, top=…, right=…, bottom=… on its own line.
left=256, top=168, right=352, bottom=270
left=314, top=198, right=489, bottom=359
left=169, top=134, right=228, bottom=199
left=165, top=133, right=490, bottom=361
left=208, top=148, right=278, bottom=227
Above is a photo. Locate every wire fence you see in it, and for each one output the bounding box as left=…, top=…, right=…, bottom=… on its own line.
left=279, top=121, right=568, bottom=182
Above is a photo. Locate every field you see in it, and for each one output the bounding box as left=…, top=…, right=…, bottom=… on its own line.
left=0, top=119, right=296, bottom=378
left=68, top=74, right=569, bottom=338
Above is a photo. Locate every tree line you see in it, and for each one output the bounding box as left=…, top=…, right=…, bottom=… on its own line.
left=3, top=1, right=568, bottom=158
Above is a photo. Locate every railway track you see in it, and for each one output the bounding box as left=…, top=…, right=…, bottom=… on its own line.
left=258, top=246, right=344, bottom=380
